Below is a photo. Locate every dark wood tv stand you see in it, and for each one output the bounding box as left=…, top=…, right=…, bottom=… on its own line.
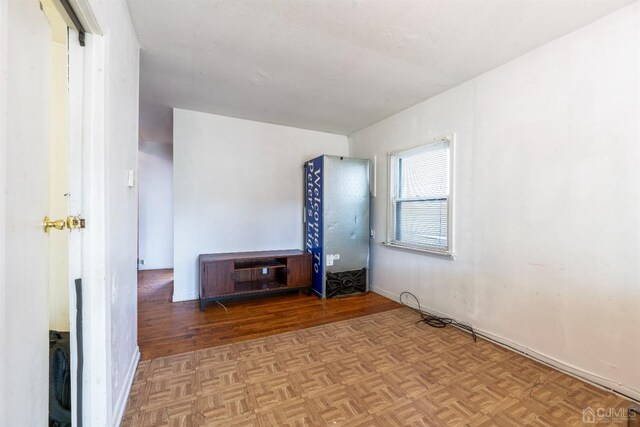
left=198, top=249, right=312, bottom=311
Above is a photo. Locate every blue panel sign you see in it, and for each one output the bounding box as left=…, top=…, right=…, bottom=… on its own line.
left=305, top=156, right=323, bottom=296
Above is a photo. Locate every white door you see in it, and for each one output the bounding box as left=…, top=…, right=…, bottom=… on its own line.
left=5, top=0, right=52, bottom=425
left=5, top=1, right=86, bottom=425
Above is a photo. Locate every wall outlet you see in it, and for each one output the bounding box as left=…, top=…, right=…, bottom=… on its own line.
left=139, top=259, right=145, bottom=266
left=370, top=229, right=375, bottom=239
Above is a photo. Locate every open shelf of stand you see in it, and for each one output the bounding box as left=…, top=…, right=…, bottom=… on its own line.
left=234, top=279, right=287, bottom=293
left=198, top=249, right=312, bottom=311
left=233, top=260, right=287, bottom=271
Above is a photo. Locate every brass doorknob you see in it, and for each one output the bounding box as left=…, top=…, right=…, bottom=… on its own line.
left=66, top=215, right=86, bottom=230
left=43, top=216, right=67, bottom=233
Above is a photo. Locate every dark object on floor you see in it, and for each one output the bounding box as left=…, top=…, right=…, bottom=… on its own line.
left=326, top=268, right=367, bottom=298
left=399, top=291, right=477, bottom=341
left=75, top=278, right=83, bottom=427
left=49, top=330, right=71, bottom=427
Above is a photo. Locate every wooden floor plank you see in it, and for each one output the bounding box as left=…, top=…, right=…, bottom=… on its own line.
left=137, top=269, right=402, bottom=360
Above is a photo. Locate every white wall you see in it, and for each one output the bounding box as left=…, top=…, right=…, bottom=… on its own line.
left=173, top=109, right=348, bottom=301
left=85, top=0, right=140, bottom=425
left=350, top=2, right=640, bottom=400
left=139, top=140, right=173, bottom=269
left=0, top=0, right=7, bottom=424
left=103, top=9, right=140, bottom=427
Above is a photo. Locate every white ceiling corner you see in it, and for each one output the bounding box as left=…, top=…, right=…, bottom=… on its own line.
left=127, top=0, right=634, bottom=143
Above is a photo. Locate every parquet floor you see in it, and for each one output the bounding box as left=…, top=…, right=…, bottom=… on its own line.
left=137, top=269, right=402, bottom=360
left=124, top=307, right=632, bottom=426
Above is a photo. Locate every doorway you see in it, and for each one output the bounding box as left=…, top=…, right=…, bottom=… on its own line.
left=3, top=0, right=115, bottom=423
left=41, top=1, right=83, bottom=425
left=42, top=0, right=70, bottom=331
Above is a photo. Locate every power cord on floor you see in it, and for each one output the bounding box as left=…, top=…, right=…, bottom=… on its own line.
left=399, top=291, right=477, bottom=342
left=213, top=299, right=228, bottom=313
left=400, top=293, right=640, bottom=405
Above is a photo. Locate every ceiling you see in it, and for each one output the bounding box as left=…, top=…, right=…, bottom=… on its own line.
left=128, top=0, right=633, bottom=142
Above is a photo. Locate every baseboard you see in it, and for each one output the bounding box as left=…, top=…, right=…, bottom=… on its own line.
left=113, top=346, right=140, bottom=427
left=373, top=287, right=640, bottom=403
left=172, top=291, right=199, bottom=302
left=138, top=266, right=173, bottom=272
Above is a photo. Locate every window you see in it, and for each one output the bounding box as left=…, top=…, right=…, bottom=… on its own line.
left=387, top=135, right=454, bottom=256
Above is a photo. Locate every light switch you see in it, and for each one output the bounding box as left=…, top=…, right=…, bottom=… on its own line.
left=128, top=170, right=135, bottom=188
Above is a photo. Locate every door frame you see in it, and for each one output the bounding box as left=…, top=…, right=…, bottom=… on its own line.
left=68, top=24, right=83, bottom=427
left=0, top=0, right=9, bottom=423
left=66, top=3, right=112, bottom=424
left=59, top=1, right=112, bottom=425
left=76, top=28, right=111, bottom=426
left=0, top=0, right=119, bottom=423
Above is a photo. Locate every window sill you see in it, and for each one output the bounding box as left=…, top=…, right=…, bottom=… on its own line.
left=381, top=241, right=456, bottom=260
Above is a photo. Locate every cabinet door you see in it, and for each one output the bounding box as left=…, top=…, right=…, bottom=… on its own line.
left=202, top=260, right=235, bottom=297
left=286, top=254, right=312, bottom=286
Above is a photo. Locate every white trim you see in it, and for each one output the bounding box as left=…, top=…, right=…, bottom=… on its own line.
left=67, top=26, right=84, bottom=427
left=387, top=133, right=453, bottom=156
left=389, top=138, right=449, bottom=157
left=370, top=155, right=377, bottom=198
left=373, top=287, right=640, bottom=403
left=386, top=152, right=394, bottom=244
left=387, top=133, right=455, bottom=257
left=68, top=0, right=102, bottom=35
left=112, top=346, right=140, bottom=427
left=173, top=291, right=200, bottom=302
left=0, top=0, right=7, bottom=422
left=448, top=134, right=456, bottom=253
left=139, top=265, right=174, bottom=271
left=381, top=241, right=456, bottom=260
left=80, top=31, right=110, bottom=426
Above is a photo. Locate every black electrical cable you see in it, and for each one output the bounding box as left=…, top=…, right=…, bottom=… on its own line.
left=399, top=293, right=640, bottom=405
left=399, top=291, right=477, bottom=342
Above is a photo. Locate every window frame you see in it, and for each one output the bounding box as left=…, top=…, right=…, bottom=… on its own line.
left=386, top=133, right=456, bottom=258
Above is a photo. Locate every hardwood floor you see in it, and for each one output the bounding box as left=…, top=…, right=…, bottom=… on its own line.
left=137, top=269, right=402, bottom=360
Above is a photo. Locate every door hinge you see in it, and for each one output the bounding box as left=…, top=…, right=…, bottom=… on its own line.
left=66, top=215, right=86, bottom=230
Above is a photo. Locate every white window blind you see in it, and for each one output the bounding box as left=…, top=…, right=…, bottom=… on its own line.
left=388, top=136, right=453, bottom=255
